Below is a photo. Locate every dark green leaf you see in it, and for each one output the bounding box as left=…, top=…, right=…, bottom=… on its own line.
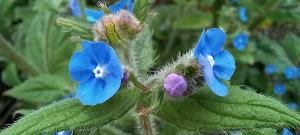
left=1, top=63, right=21, bottom=86
left=0, top=88, right=138, bottom=135
left=4, top=75, right=70, bottom=105
left=157, top=86, right=300, bottom=131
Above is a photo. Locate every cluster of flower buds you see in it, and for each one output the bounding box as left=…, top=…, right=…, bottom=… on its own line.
left=93, top=9, right=142, bottom=42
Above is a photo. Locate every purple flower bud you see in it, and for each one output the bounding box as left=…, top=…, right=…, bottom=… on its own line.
left=121, top=68, right=129, bottom=85
left=163, top=73, right=188, bottom=97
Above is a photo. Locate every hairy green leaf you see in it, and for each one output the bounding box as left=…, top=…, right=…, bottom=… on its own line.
left=4, top=75, right=70, bottom=105
left=133, top=0, right=152, bottom=22
left=131, top=25, right=155, bottom=78
left=0, top=88, right=138, bottom=135
left=157, top=86, right=300, bottom=131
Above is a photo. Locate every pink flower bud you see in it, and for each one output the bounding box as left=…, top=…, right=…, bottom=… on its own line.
left=163, top=73, right=188, bottom=97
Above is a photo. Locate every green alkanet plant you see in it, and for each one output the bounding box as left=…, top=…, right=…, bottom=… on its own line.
left=1, top=0, right=300, bottom=135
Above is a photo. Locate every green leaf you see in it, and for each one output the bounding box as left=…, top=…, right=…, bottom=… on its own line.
left=1, top=63, right=21, bottom=86
left=173, top=12, right=212, bottom=30
left=131, top=25, right=155, bottom=78
left=281, top=33, right=300, bottom=62
left=133, top=0, right=152, bottom=22
left=157, top=86, right=300, bottom=131
left=4, top=75, right=70, bottom=105
left=0, top=88, right=138, bottom=135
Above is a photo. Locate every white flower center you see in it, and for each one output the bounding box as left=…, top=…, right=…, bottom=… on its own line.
left=207, top=55, right=215, bottom=67
left=93, top=65, right=105, bottom=78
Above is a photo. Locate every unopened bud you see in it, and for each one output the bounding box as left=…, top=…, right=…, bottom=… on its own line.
left=163, top=73, right=188, bottom=97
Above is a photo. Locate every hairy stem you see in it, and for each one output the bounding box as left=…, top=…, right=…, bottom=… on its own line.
left=129, top=72, right=149, bottom=92
left=137, top=103, right=154, bottom=135
left=0, top=35, right=39, bottom=76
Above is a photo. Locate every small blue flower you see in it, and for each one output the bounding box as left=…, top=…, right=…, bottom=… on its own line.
left=233, top=33, right=249, bottom=51
left=274, top=83, right=286, bottom=96
left=69, top=0, right=81, bottom=17
left=264, top=64, right=277, bottom=75
left=287, top=102, right=298, bottom=111
left=85, top=0, right=134, bottom=23
left=53, top=131, right=72, bottom=135
left=69, top=41, right=123, bottom=105
left=194, top=28, right=236, bottom=96
left=284, top=66, right=299, bottom=80
left=239, top=7, right=248, bottom=23
left=282, top=128, right=294, bottom=135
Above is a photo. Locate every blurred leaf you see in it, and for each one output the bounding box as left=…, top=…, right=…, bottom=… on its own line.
left=1, top=63, right=21, bottom=86
left=247, top=68, right=268, bottom=91
left=268, top=8, right=300, bottom=24
left=0, top=88, right=138, bottom=135
left=158, top=86, right=300, bottom=131
left=4, top=75, right=70, bottom=105
left=173, top=12, right=212, bottom=30
left=281, top=33, right=300, bottom=62
left=255, top=36, right=292, bottom=71
left=133, top=0, right=152, bottom=22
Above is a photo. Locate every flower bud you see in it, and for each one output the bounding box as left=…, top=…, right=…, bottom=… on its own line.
left=121, top=68, right=129, bottom=85
left=163, top=73, right=188, bottom=97
left=93, top=10, right=142, bottom=43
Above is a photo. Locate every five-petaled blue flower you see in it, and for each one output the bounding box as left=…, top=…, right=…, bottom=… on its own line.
left=264, top=64, right=276, bottom=75
left=194, top=28, right=236, bottom=96
left=53, top=131, right=72, bottom=135
left=239, top=7, right=248, bottom=23
left=233, top=33, right=249, bottom=51
left=284, top=66, right=299, bottom=80
left=282, top=128, right=294, bottom=135
left=69, top=41, right=123, bottom=105
left=69, top=0, right=81, bottom=17
left=274, top=83, right=286, bottom=96
left=85, top=0, right=134, bottom=23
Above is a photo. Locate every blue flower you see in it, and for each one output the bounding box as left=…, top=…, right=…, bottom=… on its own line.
left=233, top=33, right=249, bottom=51
left=287, top=102, right=298, bottom=111
left=69, top=41, right=123, bottom=105
left=274, top=83, right=286, bottom=96
left=194, top=28, right=236, bottom=96
left=282, top=128, right=294, bottom=135
left=284, top=66, right=299, bottom=80
left=239, top=7, right=248, bottom=23
left=69, top=0, right=81, bottom=17
left=53, top=131, right=72, bottom=135
left=85, top=0, right=134, bottom=23
left=264, top=64, right=276, bottom=75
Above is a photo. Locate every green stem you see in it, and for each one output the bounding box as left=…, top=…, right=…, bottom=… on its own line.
left=137, top=103, right=154, bottom=135
left=0, top=35, right=39, bottom=76
left=212, top=0, right=225, bottom=27
left=43, top=15, right=53, bottom=73
left=129, top=72, right=149, bottom=92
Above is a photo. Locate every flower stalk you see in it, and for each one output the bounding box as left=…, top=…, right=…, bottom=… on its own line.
left=129, top=72, right=150, bottom=92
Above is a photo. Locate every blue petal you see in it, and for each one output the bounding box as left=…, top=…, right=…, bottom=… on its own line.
left=109, top=0, right=128, bottom=13
left=282, top=128, right=294, bottom=135
left=69, top=52, right=95, bottom=82
left=239, top=7, right=248, bottom=23
left=53, top=131, right=72, bottom=135
left=85, top=8, right=104, bottom=23
left=233, top=34, right=249, bottom=51
left=76, top=77, right=121, bottom=105
left=194, top=30, right=206, bottom=57
left=213, top=50, right=236, bottom=80
left=204, top=28, right=226, bottom=55
left=69, top=0, right=81, bottom=17
left=82, top=41, right=112, bottom=66
left=274, top=83, right=286, bottom=96
left=264, top=64, right=276, bottom=74
left=127, top=0, right=135, bottom=12
left=198, top=54, right=228, bottom=96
